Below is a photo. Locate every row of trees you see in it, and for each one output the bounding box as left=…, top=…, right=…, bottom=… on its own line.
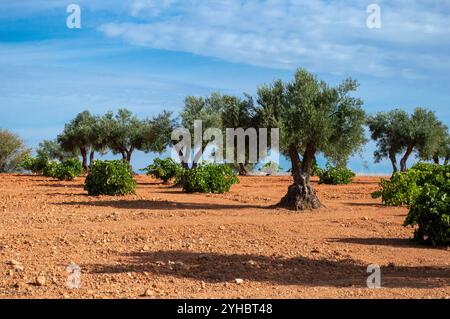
left=1, top=68, right=449, bottom=211
left=0, top=129, right=31, bottom=173
left=41, top=109, right=175, bottom=171
left=368, top=108, right=449, bottom=173
left=176, top=71, right=448, bottom=210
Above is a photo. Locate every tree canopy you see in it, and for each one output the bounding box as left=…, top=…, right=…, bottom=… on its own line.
left=57, top=110, right=102, bottom=170
left=36, top=139, right=78, bottom=162
left=102, top=109, right=174, bottom=163
left=368, top=108, right=447, bottom=173
left=0, top=129, right=31, bottom=173
left=256, top=68, right=367, bottom=210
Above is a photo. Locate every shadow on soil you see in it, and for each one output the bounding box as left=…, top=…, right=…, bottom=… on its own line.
left=343, top=202, right=385, bottom=208
left=56, top=199, right=269, bottom=211
left=37, top=183, right=84, bottom=188
left=86, top=250, right=449, bottom=289
left=331, top=237, right=446, bottom=250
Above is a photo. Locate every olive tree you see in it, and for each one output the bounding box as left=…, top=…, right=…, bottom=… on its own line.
left=367, top=110, right=409, bottom=174
left=0, top=129, right=31, bottom=173
left=220, top=94, right=257, bottom=175
left=257, top=69, right=366, bottom=211
left=178, top=93, right=258, bottom=175
left=37, top=139, right=78, bottom=161
left=418, top=122, right=449, bottom=165
left=103, top=109, right=175, bottom=164
left=368, top=108, right=446, bottom=173
left=179, top=94, right=223, bottom=168
left=57, top=111, right=104, bottom=171
left=433, top=134, right=450, bottom=165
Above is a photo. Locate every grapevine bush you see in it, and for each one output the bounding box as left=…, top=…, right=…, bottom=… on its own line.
left=183, top=164, right=239, bottom=194
left=404, top=164, right=449, bottom=246
left=142, top=158, right=183, bottom=183
left=318, top=164, right=355, bottom=185
left=373, top=163, right=449, bottom=246
left=42, top=158, right=84, bottom=181
left=85, top=160, right=136, bottom=196
left=372, top=163, right=439, bottom=206
left=19, top=155, right=49, bottom=174
left=260, top=161, right=280, bottom=176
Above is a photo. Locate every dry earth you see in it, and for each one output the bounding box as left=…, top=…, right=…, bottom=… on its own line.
left=0, top=174, right=448, bottom=299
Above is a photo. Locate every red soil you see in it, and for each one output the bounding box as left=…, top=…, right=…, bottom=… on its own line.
left=0, top=174, right=448, bottom=299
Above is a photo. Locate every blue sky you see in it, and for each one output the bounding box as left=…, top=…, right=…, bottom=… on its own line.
left=1, top=0, right=449, bottom=174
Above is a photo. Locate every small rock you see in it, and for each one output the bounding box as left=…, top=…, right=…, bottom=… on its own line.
left=246, top=260, right=257, bottom=266
left=143, top=289, right=155, bottom=297
left=13, top=282, right=25, bottom=289
left=13, top=264, right=24, bottom=272
left=36, top=275, right=46, bottom=286
left=235, top=278, right=244, bottom=284
left=6, top=260, right=21, bottom=266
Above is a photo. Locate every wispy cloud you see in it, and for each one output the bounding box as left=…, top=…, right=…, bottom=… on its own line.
left=98, top=0, right=450, bottom=78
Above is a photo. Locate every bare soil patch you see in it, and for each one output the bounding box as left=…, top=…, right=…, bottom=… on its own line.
left=0, top=174, right=448, bottom=299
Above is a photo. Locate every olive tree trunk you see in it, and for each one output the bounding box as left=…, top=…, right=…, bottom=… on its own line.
left=89, top=150, right=95, bottom=168
left=278, top=144, right=322, bottom=211
left=80, top=147, right=88, bottom=172
left=238, top=163, right=249, bottom=176
left=389, top=151, right=399, bottom=175
left=400, top=145, right=414, bottom=172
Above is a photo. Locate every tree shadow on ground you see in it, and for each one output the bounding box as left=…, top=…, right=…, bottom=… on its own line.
left=347, top=180, right=383, bottom=185
left=86, top=250, right=449, bottom=289
left=37, top=183, right=84, bottom=188
left=56, top=199, right=268, bottom=211
left=330, top=237, right=447, bottom=250
left=343, top=202, right=385, bottom=208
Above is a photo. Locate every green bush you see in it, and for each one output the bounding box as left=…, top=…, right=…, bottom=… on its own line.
left=142, top=158, right=183, bottom=183
left=85, top=160, right=136, bottom=196
left=42, top=158, right=84, bottom=181
left=184, top=163, right=239, bottom=194
left=19, top=155, right=49, bottom=174
left=260, top=161, right=280, bottom=176
left=372, top=163, right=439, bottom=206
left=43, top=161, right=59, bottom=178
left=311, top=160, right=322, bottom=177
left=56, top=158, right=84, bottom=181
left=318, top=164, right=355, bottom=185
left=404, top=164, right=449, bottom=246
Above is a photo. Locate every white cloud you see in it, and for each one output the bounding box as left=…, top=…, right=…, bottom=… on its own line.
left=98, top=0, right=450, bottom=78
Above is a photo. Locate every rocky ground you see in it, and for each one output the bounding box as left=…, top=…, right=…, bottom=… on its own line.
left=0, top=174, right=448, bottom=299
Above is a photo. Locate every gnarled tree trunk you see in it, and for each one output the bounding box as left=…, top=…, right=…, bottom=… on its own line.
left=89, top=150, right=95, bottom=169
left=389, top=150, right=398, bottom=175
left=80, top=147, right=88, bottom=172
left=278, top=171, right=322, bottom=210
left=238, top=163, right=249, bottom=176
left=288, top=145, right=301, bottom=177
left=433, top=154, right=440, bottom=165
left=278, top=144, right=322, bottom=211
left=400, top=145, right=414, bottom=172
